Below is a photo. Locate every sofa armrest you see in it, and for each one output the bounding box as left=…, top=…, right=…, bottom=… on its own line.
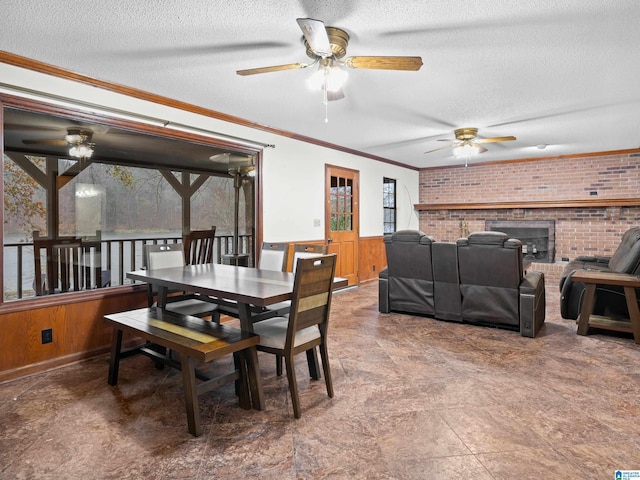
left=378, top=268, right=390, bottom=313
left=574, top=255, right=611, bottom=264
left=519, top=271, right=546, bottom=337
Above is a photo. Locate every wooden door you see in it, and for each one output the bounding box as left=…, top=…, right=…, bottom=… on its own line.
left=325, top=165, right=359, bottom=286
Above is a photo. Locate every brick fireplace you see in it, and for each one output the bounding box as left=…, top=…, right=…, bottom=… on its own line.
left=486, top=220, right=555, bottom=263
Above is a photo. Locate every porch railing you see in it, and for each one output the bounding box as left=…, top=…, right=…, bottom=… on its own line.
left=3, top=233, right=254, bottom=301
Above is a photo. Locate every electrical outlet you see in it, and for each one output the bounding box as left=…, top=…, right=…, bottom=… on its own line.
left=41, top=328, right=53, bottom=344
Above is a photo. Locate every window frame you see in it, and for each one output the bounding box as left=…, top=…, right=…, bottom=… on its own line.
left=0, top=94, right=263, bottom=307
left=383, top=177, right=397, bottom=234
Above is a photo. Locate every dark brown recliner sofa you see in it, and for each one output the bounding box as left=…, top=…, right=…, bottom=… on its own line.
left=379, top=230, right=546, bottom=337
left=559, top=226, right=640, bottom=320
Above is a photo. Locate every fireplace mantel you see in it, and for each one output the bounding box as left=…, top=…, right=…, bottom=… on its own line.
left=414, top=198, right=640, bottom=211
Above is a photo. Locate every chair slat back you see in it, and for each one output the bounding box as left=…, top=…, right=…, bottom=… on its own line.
left=291, top=243, right=329, bottom=274
left=183, top=227, right=216, bottom=265
left=33, top=232, right=83, bottom=295
left=258, top=242, right=289, bottom=272
left=145, top=243, right=185, bottom=270
left=287, top=254, right=337, bottom=342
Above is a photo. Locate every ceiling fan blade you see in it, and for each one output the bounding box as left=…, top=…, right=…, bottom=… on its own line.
left=344, top=56, right=423, bottom=71
left=296, top=18, right=332, bottom=57
left=424, top=144, right=455, bottom=154
left=236, top=62, right=309, bottom=76
left=22, top=139, right=67, bottom=146
left=437, top=138, right=455, bottom=142
left=474, top=136, right=516, bottom=144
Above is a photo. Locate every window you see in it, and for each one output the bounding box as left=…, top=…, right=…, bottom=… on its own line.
left=329, top=175, right=353, bottom=232
left=2, top=104, right=257, bottom=301
left=383, top=177, right=396, bottom=233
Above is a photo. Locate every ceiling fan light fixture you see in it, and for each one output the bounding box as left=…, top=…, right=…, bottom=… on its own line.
left=453, top=143, right=481, bottom=158
left=307, top=64, right=347, bottom=92
left=69, top=143, right=94, bottom=159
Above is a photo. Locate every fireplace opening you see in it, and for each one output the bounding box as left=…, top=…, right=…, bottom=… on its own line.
left=486, top=220, right=555, bottom=263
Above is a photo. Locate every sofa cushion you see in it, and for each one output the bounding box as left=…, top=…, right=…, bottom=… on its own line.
left=466, top=231, right=509, bottom=246
left=384, top=230, right=433, bottom=245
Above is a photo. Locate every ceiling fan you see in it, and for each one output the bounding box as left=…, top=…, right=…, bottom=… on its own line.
left=23, top=127, right=95, bottom=159
left=424, top=128, right=516, bottom=157
left=236, top=18, right=423, bottom=103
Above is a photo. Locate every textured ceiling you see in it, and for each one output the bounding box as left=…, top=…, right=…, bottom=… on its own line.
left=1, top=0, right=639, bottom=169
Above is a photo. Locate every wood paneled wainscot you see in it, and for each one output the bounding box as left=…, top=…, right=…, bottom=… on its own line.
left=0, top=287, right=148, bottom=383
left=359, top=236, right=387, bottom=284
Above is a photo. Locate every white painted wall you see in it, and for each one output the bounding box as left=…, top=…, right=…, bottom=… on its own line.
left=0, top=63, right=419, bottom=241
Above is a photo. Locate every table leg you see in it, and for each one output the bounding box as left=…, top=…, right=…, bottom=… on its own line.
left=233, top=352, right=251, bottom=410
left=576, top=284, right=597, bottom=336
left=157, top=285, right=168, bottom=309
left=181, top=355, right=202, bottom=437
left=237, top=302, right=264, bottom=410
left=623, top=286, right=640, bottom=344
left=237, top=302, right=254, bottom=332
left=108, top=329, right=123, bottom=386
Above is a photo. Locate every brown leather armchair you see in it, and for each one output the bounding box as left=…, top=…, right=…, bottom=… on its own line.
left=560, top=227, right=640, bottom=320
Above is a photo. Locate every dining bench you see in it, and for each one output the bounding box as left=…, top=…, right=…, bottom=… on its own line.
left=104, top=307, right=264, bottom=436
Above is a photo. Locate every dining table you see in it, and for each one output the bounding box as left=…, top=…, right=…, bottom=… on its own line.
left=126, top=262, right=348, bottom=383
left=127, top=262, right=327, bottom=331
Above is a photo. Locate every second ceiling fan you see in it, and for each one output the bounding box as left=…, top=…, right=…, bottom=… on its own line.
left=425, top=128, right=516, bottom=157
left=236, top=18, right=423, bottom=102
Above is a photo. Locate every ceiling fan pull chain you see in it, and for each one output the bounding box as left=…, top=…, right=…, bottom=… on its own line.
left=323, top=71, right=329, bottom=123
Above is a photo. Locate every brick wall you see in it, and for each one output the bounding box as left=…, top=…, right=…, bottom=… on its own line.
left=420, top=153, right=640, bottom=204
left=418, top=152, right=640, bottom=287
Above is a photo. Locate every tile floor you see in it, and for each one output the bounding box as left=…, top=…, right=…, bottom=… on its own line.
left=1, top=282, right=639, bottom=479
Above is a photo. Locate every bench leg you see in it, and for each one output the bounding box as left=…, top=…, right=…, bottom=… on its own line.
left=108, top=329, right=123, bottom=386
left=181, top=355, right=202, bottom=437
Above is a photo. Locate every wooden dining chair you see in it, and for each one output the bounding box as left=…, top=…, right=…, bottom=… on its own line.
left=144, top=243, right=220, bottom=322
left=291, top=243, right=329, bottom=273
left=182, top=226, right=216, bottom=265
left=258, top=242, right=289, bottom=272
left=215, top=242, right=291, bottom=321
left=262, top=243, right=329, bottom=321
left=262, top=243, right=331, bottom=375
left=253, top=254, right=337, bottom=418
left=33, top=232, right=83, bottom=296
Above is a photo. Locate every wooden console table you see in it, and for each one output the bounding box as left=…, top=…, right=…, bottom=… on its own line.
left=572, top=270, right=640, bottom=344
